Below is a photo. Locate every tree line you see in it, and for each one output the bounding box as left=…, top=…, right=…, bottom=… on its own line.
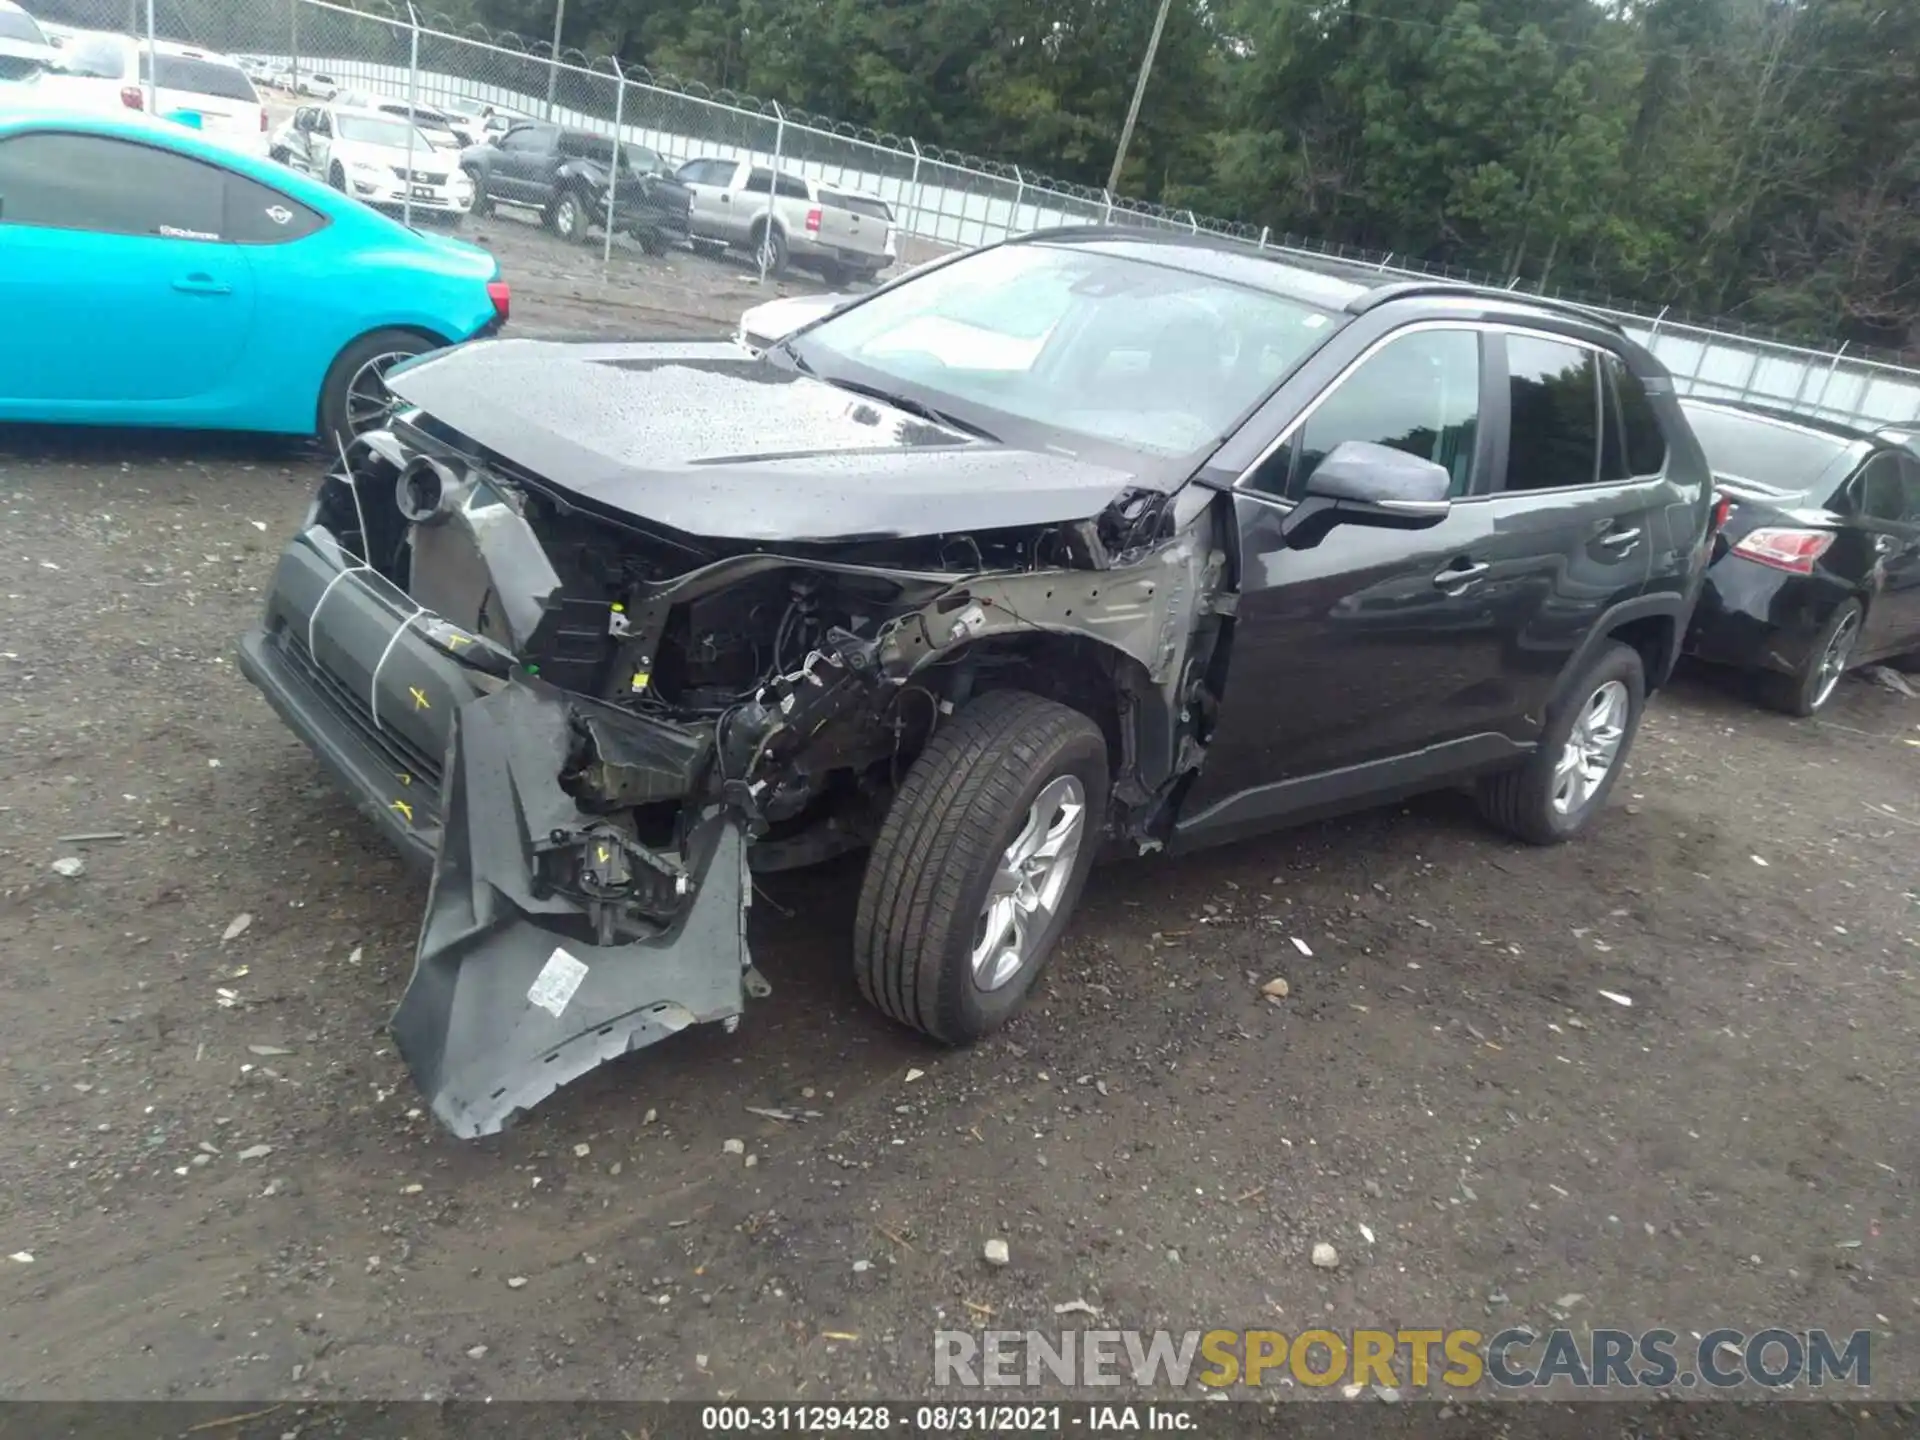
left=534, top=0, right=1916, bottom=353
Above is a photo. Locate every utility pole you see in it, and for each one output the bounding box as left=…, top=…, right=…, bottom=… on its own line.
left=544, top=0, right=565, bottom=118
left=1106, top=0, right=1173, bottom=194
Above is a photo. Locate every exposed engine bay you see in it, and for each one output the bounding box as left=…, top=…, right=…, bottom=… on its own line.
left=240, top=341, right=1230, bottom=1137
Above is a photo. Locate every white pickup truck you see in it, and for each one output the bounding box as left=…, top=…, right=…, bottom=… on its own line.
left=673, top=157, right=896, bottom=284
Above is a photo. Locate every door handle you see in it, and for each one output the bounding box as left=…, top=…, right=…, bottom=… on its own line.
left=172, top=274, right=232, bottom=295
left=1433, top=561, right=1489, bottom=589
left=1598, top=527, right=1642, bottom=549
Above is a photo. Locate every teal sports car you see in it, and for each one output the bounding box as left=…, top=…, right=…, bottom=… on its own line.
left=0, top=107, right=508, bottom=445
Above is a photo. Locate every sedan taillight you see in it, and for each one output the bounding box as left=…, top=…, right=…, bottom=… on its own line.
left=120, top=85, right=144, bottom=109
left=1731, top=527, right=1834, bottom=575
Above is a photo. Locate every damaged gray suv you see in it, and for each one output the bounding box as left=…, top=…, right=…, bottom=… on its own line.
left=239, top=229, right=1715, bottom=1137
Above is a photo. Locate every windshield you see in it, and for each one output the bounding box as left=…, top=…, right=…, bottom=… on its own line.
left=0, top=7, right=47, bottom=44
left=788, top=242, right=1334, bottom=461
left=1681, top=403, right=1852, bottom=492
left=141, top=54, right=256, bottom=100
left=338, top=113, right=436, bottom=149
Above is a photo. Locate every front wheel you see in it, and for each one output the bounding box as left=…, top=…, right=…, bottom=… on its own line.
left=328, top=163, right=347, bottom=192
left=1758, top=599, right=1862, bottom=716
left=318, top=327, right=437, bottom=451
left=855, top=689, right=1107, bottom=1044
left=467, top=171, right=493, bottom=216
left=1476, top=641, right=1646, bottom=845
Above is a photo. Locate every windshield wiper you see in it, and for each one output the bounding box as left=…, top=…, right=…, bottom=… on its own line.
left=772, top=339, right=996, bottom=440
left=823, top=374, right=997, bottom=441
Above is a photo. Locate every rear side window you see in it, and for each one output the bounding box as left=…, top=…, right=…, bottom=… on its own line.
left=822, top=190, right=893, bottom=221
left=1504, top=335, right=1602, bottom=491
left=142, top=54, right=257, bottom=102
left=1853, top=454, right=1909, bottom=522
left=0, top=131, right=225, bottom=239
left=1602, top=354, right=1667, bottom=479
left=744, top=167, right=774, bottom=194
left=501, top=125, right=549, bottom=153
left=223, top=173, right=326, bottom=244
left=774, top=172, right=809, bottom=199
left=1251, top=328, right=1481, bottom=499
left=558, top=131, right=613, bottom=161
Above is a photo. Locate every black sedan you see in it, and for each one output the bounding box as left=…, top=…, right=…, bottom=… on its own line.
left=1682, top=399, right=1920, bottom=714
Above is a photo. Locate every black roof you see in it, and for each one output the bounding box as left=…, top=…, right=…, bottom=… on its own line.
left=1015, top=226, right=1627, bottom=335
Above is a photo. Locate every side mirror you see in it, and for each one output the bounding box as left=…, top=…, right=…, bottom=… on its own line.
left=1279, top=439, right=1452, bottom=550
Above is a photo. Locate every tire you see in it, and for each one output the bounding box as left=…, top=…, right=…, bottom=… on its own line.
left=1757, top=599, right=1863, bottom=716
left=328, top=163, right=348, bottom=193
left=269, top=146, right=290, bottom=166
left=467, top=171, right=493, bottom=217
left=855, top=690, right=1108, bottom=1044
left=750, top=221, right=789, bottom=278
left=1476, top=641, right=1645, bottom=845
left=547, top=188, right=590, bottom=243
left=1885, top=649, right=1920, bottom=674
left=636, top=227, right=668, bottom=257
left=317, top=327, right=437, bottom=451
left=817, top=259, right=849, bottom=287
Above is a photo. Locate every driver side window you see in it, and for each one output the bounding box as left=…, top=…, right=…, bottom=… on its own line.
left=1249, top=329, right=1482, bottom=500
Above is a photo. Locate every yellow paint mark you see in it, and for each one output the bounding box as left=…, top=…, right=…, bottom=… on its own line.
left=630, top=671, right=651, bottom=692
left=597, top=846, right=610, bottom=863
left=390, top=798, right=414, bottom=823
left=396, top=772, right=412, bottom=786
left=409, top=686, right=430, bottom=710
left=442, top=633, right=470, bottom=650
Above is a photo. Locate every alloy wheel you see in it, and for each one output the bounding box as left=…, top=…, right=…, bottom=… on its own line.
left=971, top=775, right=1087, bottom=991
left=557, top=195, right=581, bottom=238
left=343, top=351, right=414, bottom=435
left=1811, top=608, right=1860, bottom=710
left=1550, top=679, right=1628, bottom=816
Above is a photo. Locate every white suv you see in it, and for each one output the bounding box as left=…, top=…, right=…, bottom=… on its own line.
left=0, top=0, right=55, bottom=86
left=23, top=32, right=267, bottom=158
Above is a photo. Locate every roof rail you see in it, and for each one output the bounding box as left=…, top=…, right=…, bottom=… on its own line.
left=1347, top=280, right=1627, bottom=335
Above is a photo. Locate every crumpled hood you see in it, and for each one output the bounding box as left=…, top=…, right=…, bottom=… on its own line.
left=384, top=338, right=1144, bottom=543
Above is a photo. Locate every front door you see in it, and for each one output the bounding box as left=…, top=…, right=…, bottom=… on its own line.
left=1177, top=324, right=1519, bottom=836
left=0, top=131, right=254, bottom=409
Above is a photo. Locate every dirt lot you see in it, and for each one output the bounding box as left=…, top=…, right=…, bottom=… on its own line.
left=1, top=219, right=1916, bottom=1404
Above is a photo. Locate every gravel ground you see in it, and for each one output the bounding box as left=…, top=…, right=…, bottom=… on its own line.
left=0, top=220, right=1916, bottom=1404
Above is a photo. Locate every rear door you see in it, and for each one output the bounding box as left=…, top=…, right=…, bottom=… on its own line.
left=0, top=130, right=254, bottom=409
left=1472, top=329, right=1659, bottom=722
left=491, top=123, right=553, bottom=202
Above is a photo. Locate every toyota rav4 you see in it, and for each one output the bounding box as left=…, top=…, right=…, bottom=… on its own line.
left=238, top=229, right=1716, bottom=1137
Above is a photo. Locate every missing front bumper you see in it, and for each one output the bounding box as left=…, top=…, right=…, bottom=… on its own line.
left=391, top=679, right=751, bottom=1137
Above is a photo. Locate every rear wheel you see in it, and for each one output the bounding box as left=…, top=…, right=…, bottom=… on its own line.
left=855, top=690, right=1107, bottom=1044
left=636, top=227, right=668, bottom=256
left=547, top=188, right=591, bottom=243
left=817, top=259, right=849, bottom=287
left=1757, top=599, right=1863, bottom=716
left=751, top=221, right=789, bottom=278
left=1476, top=641, right=1645, bottom=845
left=318, top=328, right=437, bottom=451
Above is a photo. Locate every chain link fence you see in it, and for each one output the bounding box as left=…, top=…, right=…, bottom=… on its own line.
left=46, top=0, right=1920, bottom=430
